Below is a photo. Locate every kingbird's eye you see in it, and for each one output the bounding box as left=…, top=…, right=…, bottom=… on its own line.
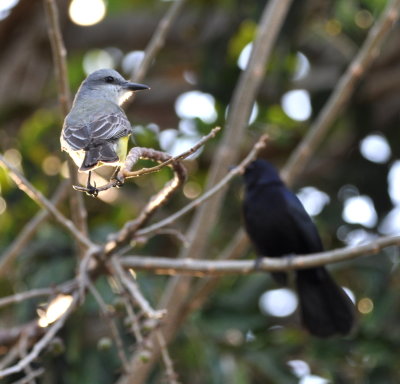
left=105, top=76, right=114, bottom=83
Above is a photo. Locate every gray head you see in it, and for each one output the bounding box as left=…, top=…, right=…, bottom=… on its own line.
left=74, top=68, right=149, bottom=105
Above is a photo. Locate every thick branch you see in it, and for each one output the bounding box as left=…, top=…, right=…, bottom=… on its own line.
left=120, top=234, right=400, bottom=275
left=282, top=0, right=400, bottom=185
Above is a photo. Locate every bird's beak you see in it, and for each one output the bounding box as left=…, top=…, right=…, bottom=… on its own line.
left=123, top=81, right=150, bottom=91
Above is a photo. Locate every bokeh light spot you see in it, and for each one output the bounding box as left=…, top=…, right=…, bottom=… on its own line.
left=359, top=134, right=391, bottom=163
left=237, top=42, right=253, bottom=70
left=183, top=181, right=202, bottom=199
left=388, top=160, right=400, bottom=205
left=122, top=51, right=145, bottom=75
left=342, top=195, right=377, bottom=228
left=293, top=52, right=311, bottom=81
left=69, top=0, right=106, bottom=26
left=175, top=91, right=217, bottom=123
left=355, top=10, right=373, bottom=29
left=0, top=0, right=19, bottom=20
left=42, top=156, right=62, bottom=176
left=259, top=288, right=298, bottom=317
left=83, top=49, right=115, bottom=75
left=358, top=297, right=373, bottom=314
left=297, top=186, right=330, bottom=217
left=281, top=90, right=312, bottom=121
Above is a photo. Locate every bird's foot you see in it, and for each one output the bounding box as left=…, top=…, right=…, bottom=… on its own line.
left=111, top=167, right=125, bottom=188
left=85, top=171, right=99, bottom=197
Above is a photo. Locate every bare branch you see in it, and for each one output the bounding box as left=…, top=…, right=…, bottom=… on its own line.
left=0, top=293, right=79, bottom=379
left=155, top=331, right=179, bottom=384
left=42, top=0, right=71, bottom=115
left=0, top=154, right=95, bottom=250
left=87, top=280, right=129, bottom=372
left=0, top=180, right=69, bottom=276
left=131, top=0, right=188, bottom=83
left=111, top=258, right=166, bottom=320
left=121, top=127, right=220, bottom=179
left=74, top=127, right=219, bottom=195
left=0, top=288, right=56, bottom=309
left=282, top=0, right=400, bottom=186
left=9, top=367, right=44, bottom=384
left=43, top=0, right=89, bottom=252
left=136, top=135, right=268, bottom=238
left=120, top=234, right=400, bottom=275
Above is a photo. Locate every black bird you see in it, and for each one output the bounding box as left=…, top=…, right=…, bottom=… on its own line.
left=242, top=159, right=355, bottom=337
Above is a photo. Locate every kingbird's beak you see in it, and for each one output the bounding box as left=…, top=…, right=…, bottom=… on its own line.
left=123, top=82, right=150, bottom=91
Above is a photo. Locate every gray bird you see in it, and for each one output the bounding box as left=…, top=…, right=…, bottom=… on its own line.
left=61, top=68, right=149, bottom=195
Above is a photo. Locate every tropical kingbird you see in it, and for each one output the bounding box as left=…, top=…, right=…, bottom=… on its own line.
left=61, top=68, right=149, bottom=195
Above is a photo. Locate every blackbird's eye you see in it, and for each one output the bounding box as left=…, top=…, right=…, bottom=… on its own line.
left=105, top=76, right=114, bottom=83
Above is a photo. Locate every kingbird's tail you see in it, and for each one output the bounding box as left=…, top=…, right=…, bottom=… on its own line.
left=296, top=267, right=355, bottom=337
left=80, top=142, right=118, bottom=171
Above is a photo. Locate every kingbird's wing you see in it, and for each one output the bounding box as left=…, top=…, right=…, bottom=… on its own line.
left=62, top=112, right=132, bottom=151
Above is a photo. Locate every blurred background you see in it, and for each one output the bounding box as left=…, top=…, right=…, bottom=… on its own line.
left=0, top=0, right=400, bottom=383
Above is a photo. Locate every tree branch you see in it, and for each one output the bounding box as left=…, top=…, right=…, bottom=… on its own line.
left=135, top=134, right=268, bottom=238
left=281, top=0, right=400, bottom=186
left=120, top=234, right=400, bottom=275
left=0, top=154, right=94, bottom=250
left=0, top=293, right=79, bottom=379
left=131, top=0, right=188, bottom=83
left=43, top=0, right=89, bottom=253
left=0, top=180, right=70, bottom=276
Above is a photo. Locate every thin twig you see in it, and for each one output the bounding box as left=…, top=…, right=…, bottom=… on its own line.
left=0, top=288, right=56, bottom=308
left=131, top=0, right=188, bottom=83
left=136, top=135, right=268, bottom=238
left=111, top=258, right=166, bottom=320
left=0, top=180, right=70, bottom=276
left=282, top=0, right=400, bottom=186
left=74, top=127, right=219, bottom=195
left=0, top=154, right=94, bottom=250
left=18, top=331, right=36, bottom=384
left=9, top=368, right=44, bottom=384
left=155, top=330, right=179, bottom=384
left=104, top=149, right=187, bottom=255
left=122, top=127, right=220, bottom=178
left=120, top=234, right=400, bottom=275
left=87, top=280, right=130, bottom=372
left=0, top=293, right=78, bottom=379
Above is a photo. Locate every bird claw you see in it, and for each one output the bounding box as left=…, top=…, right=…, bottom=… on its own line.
left=110, top=167, right=125, bottom=188
left=85, top=171, right=99, bottom=197
left=86, top=183, right=98, bottom=197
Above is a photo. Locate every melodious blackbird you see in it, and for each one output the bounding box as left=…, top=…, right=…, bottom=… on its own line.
left=243, top=159, right=355, bottom=337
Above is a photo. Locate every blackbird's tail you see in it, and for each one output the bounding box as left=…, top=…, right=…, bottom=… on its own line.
left=80, top=142, right=118, bottom=171
left=296, top=267, right=355, bottom=337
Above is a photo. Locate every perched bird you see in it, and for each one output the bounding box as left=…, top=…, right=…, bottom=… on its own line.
left=61, top=68, right=149, bottom=195
left=243, top=159, right=355, bottom=337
